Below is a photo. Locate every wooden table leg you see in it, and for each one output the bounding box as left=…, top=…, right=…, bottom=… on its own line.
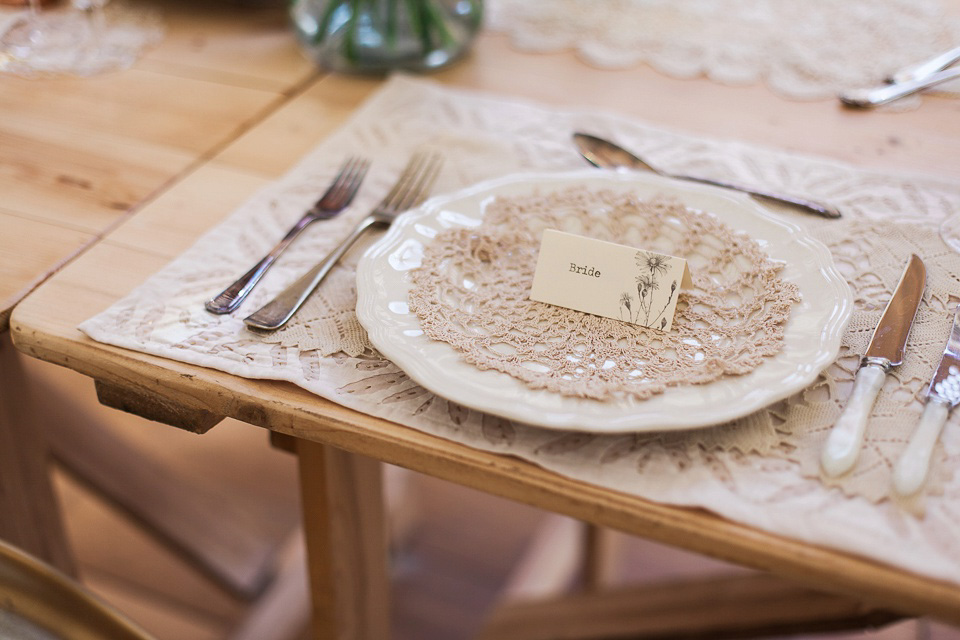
left=296, top=438, right=390, bottom=640
left=582, top=523, right=609, bottom=591
left=0, top=333, right=75, bottom=575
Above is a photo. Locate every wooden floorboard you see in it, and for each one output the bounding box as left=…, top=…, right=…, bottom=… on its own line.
left=86, top=571, right=225, bottom=640
left=55, top=472, right=244, bottom=626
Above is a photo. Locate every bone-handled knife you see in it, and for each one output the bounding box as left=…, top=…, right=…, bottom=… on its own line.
left=821, top=254, right=926, bottom=477
left=893, top=304, right=960, bottom=496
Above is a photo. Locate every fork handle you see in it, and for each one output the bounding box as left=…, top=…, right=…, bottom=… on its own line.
left=243, top=216, right=379, bottom=331
left=887, top=45, right=960, bottom=84
left=840, top=66, right=960, bottom=108
left=205, top=214, right=315, bottom=314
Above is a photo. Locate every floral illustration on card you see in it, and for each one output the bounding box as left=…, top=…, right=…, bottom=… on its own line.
left=618, top=251, right=678, bottom=330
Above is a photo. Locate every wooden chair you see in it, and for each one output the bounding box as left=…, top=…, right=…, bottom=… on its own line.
left=0, top=336, right=296, bottom=635
left=0, top=538, right=155, bottom=640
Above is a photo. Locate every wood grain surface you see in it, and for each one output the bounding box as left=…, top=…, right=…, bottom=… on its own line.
left=0, top=0, right=316, bottom=330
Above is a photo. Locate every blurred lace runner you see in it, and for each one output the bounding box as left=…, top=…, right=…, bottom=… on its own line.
left=409, top=189, right=799, bottom=401
left=78, top=77, right=960, bottom=586
left=486, top=0, right=960, bottom=100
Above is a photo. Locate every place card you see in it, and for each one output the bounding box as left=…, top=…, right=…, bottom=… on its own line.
left=529, top=230, right=693, bottom=332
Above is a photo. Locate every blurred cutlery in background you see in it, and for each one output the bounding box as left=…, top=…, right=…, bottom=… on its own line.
left=840, top=66, right=960, bottom=108
left=886, top=45, right=960, bottom=85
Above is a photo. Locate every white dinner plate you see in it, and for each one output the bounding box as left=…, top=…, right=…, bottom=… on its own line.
left=356, top=170, right=852, bottom=432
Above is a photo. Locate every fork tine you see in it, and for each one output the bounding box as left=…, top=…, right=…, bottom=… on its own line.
left=381, top=152, right=442, bottom=213
left=325, top=158, right=366, bottom=206
left=378, top=152, right=428, bottom=210
left=317, top=157, right=365, bottom=207
left=397, top=153, right=441, bottom=211
left=338, top=159, right=370, bottom=205
left=324, top=157, right=358, bottom=196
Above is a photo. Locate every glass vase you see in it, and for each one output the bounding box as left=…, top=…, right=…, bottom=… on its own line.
left=290, top=0, right=483, bottom=74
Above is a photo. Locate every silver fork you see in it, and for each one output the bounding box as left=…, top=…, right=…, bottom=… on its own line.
left=205, top=157, right=370, bottom=315
left=244, top=151, right=443, bottom=331
left=840, top=66, right=960, bottom=108
left=886, top=45, right=960, bottom=85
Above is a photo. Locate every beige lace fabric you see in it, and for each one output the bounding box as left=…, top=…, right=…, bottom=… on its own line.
left=799, top=222, right=960, bottom=506
left=79, top=76, right=960, bottom=586
left=257, top=267, right=370, bottom=357
left=486, top=0, right=960, bottom=101
left=409, top=190, right=799, bottom=401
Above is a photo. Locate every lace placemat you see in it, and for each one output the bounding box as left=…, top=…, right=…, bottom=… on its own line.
left=79, top=76, right=960, bottom=585
left=485, top=0, right=960, bottom=102
left=409, top=190, right=800, bottom=402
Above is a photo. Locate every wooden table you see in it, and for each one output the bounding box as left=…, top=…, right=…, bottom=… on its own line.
left=8, top=1, right=960, bottom=638
left=0, top=0, right=318, bottom=597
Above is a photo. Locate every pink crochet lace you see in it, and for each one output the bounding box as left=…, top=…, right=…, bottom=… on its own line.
left=408, top=188, right=800, bottom=402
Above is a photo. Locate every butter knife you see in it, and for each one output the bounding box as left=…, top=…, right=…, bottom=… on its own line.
left=893, top=304, right=960, bottom=496
left=821, top=254, right=926, bottom=477
left=572, top=132, right=841, bottom=219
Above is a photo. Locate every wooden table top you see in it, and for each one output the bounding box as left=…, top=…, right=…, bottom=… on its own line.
left=8, top=0, right=960, bottom=625
left=0, top=0, right=317, bottom=332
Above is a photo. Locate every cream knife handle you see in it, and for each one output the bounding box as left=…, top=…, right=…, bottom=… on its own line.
left=893, top=399, right=949, bottom=497
left=821, top=364, right=886, bottom=477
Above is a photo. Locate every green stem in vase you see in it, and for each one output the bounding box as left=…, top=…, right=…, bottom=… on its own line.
left=294, top=0, right=481, bottom=72
left=403, top=0, right=428, bottom=52
left=344, top=0, right=363, bottom=63
left=310, top=0, right=342, bottom=45
left=385, top=0, right=399, bottom=48
left=420, top=0, right=457, bottom=48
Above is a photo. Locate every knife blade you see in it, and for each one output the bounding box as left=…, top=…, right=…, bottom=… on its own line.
left=821, top=254, right=926, bottom=477
left=571, top=132, right=841, bottom=219
left=893, top=304, right=960, bottom=496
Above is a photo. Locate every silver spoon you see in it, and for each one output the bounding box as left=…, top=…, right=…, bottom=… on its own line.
left=573, top=133, right=841, bottom=219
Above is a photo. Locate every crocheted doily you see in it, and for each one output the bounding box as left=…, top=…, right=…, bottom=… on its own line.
left=408, top=188, right=800, bottom=402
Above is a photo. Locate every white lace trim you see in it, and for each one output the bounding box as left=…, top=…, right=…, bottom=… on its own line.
left=486, top=0, right=960, bottom=102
